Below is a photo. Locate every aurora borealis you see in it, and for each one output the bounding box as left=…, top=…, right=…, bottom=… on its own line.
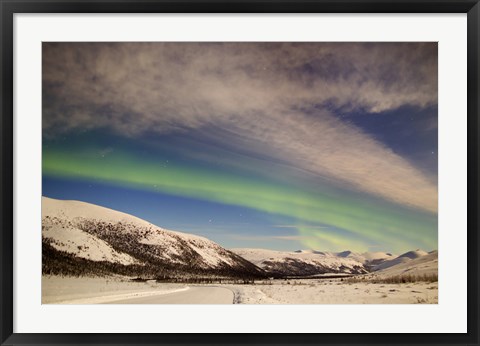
left=42, top=43, right=438, bottom=253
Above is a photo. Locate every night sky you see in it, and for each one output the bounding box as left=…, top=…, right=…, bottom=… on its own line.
left=42, top=43, right=438, bottom=253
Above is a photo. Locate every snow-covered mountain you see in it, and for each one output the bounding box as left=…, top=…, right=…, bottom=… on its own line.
left=361, top=250, right=439, bottom=281
left=42, top=197, right=264, bottom=278
left=231, top=248, right=370, bottom=276
left=334, top=250, right=395, bottom=266
left=230, top=248, right=434, bottom=277
left=372, top=249, right=434, bottom=273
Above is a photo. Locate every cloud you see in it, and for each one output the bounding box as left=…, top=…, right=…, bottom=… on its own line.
left=98, top=147, right=114, bottom=157
left=271, top=235, right=316, bottom=241
left=224, top=108, right=438, bottom=212
left=43, top=43, right=437, bottom=133
left=230, top=234, right=316, bottom=242
left=229, top=233, right=372, bottom=252
left=42, top=42, right=438, bottom=213
left=273, top=225, right=329, bottom=229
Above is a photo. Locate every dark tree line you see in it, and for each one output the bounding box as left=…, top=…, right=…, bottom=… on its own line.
left=42, top=234, right=266, bottom=280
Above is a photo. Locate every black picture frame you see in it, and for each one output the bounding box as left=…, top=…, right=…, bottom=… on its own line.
left=1, top=1, right=479, bottom=345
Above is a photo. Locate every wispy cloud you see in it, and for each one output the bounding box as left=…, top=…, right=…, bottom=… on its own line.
left=230, top=234, right=316, bottom=242
left=272, top=235, right=315, bottom=241
left=273, top=225, right=329, bottom=229
left=43, top=43, right=437, bottom=134
left=231, top=109, right=438, bottom=212
left=229, top=233, right=368, bottom=252
left=43, top=43, right=437, bottom=213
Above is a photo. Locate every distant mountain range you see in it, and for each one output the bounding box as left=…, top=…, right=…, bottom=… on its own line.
left=232, top=248, right=437, bottom=277
left=42, top=197, right=437, bottom=279
left=231, top=248, right=368, bottom=276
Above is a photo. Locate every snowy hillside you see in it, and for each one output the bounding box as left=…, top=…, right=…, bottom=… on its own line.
left=42, top=197, right=264, bottom=278
left=334, top=250, right=395, bottom=266
left=43, top=225, right=140, bottom=265
left=370, top=249, right=429, bottom=271
left=231, top=248, right=369, bottom=276
left=376, top=250, right=438, bottom=277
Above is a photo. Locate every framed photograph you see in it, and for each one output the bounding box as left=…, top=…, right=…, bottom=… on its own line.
left=1, top=0, right=479, bottom=345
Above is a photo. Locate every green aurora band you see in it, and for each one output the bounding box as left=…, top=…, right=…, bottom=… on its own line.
left=43, top=147, right=437, bottom=252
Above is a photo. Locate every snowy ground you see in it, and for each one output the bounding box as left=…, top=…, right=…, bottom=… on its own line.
left=228, top=279, right=438, bottom=304
left=43, top=276, right=437, bottom=304
left=103, top=286, right=233, bottom=304
left=42, top=276, right=189, bottom=304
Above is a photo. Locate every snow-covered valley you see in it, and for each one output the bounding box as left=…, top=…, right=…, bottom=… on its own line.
left=42, top=275, right=438, bottom=304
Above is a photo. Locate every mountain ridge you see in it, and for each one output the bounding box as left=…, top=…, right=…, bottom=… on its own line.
left=231, top=247, right=435, bottom=277
left=42, top=197, right=265, bottom=279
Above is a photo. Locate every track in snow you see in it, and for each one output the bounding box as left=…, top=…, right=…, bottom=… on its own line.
left=104, top=286, right=233, bottom=304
